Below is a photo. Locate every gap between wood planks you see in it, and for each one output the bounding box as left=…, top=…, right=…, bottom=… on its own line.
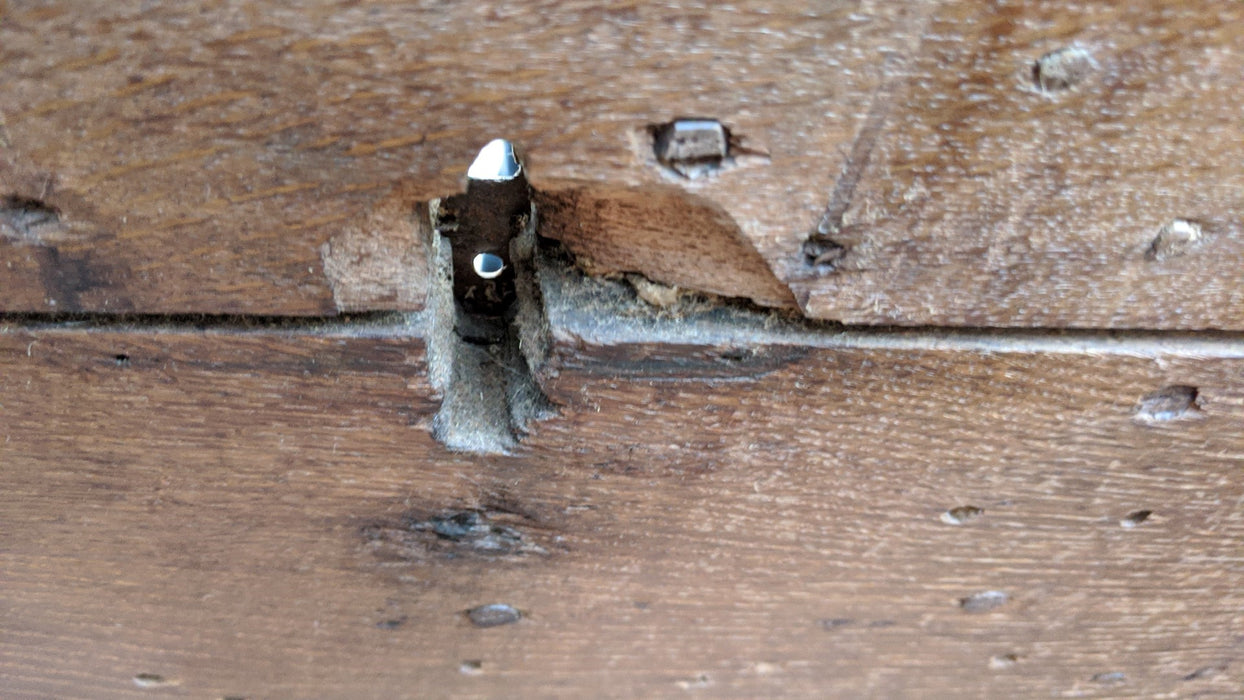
left=4, top=253, right=1239, bottom=456
left=5, top=304, right=1244, bottom=360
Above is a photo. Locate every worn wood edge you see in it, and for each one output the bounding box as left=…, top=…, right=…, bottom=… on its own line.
left=533, top=181, right=798, bottom=311
left=8, top=245, right=1244, bottom=361
left=319, top=182, right=435, bottom=314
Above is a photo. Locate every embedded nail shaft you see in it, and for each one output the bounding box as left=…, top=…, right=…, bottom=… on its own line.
left=450, top=139, right=530, bottom=319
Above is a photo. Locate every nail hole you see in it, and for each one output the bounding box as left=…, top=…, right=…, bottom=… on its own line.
left=459, top=660, right=484, bottom=676
left=818, top=618, right=854, bottom=631
left=675, top=674, right=711, bottom=690
left=1134, top=385, right=1201, bottom=423
left=466, top=603, right=521, bottom=628
left=472, top=252, right=505, bottom=280
left=1091, top=671, right=1126, bottom=684
left=376, top=616, right=407, bottom=630
left=1120, top=510, right=1152, bottom=529
left=114, top=353, right=131, bottom=367
left=132, top=673, right=175, bottom=688
left=940, top=505, right=984, bottom=525
left=1183, top=663, right=1226, bottom=681
left=802, top=236, right=847, bottom=273
left=1146, top=219, right=1204, bottom=261
left=428, top=510, right=498, bottom=541
left=960, top=590, right=1009, bottom=613
left=0, top=195, right=61, bottom=240
left=1033, top=46, right=1095, bottom=92
left=364, top=507, right=552, bottom=563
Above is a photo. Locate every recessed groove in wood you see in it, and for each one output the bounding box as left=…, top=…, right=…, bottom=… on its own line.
left=9, top=305, right=1244, bottom=361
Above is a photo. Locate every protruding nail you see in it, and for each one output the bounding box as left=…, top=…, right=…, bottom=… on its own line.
left=467, top=139, right=522, bottom=181
left=467, top=603, right=521, bottom=628
left=1033, top=46, right=1095, bottom=93
left=656, top=120, right=727, bottom=162
left=802, top=236, right=847, bottom=273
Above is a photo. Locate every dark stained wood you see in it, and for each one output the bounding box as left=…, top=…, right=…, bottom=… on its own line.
left=3, top=284, right=1244, bottom=696
left=788, top=0, right=1244, bottom=328
left=5, top=1, right=1242, bottom=328
left=0, top=1, right=905, bottom=316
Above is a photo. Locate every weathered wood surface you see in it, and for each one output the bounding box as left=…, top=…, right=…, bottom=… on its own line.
left=788, top=0, right=1244, bottom=329
left=0, top=0, right=898, bottom=316
left=4, top=1, right=1244, bottom=698
left=3, top=1, right=1241, bottom=327
left=3, top=285, right=1244, bottom=697
left=535, top=184, right=799, bottom=310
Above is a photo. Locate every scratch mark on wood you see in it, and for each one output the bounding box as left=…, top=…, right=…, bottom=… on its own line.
left=812, top=7, right=936, bottom=239
left=814, top=59, right=904, bottom=238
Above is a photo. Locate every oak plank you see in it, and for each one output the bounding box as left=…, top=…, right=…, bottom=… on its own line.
left=3, top=299, right=1244, bottom=697
left=0, top=1, right=905, bottom=316
left=5, top=1, right=1243, bottom=329
left=788, top=0, right=1244, bottom=328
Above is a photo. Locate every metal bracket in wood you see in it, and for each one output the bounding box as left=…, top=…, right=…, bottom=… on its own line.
left=425, top=140, right=554, bottom=454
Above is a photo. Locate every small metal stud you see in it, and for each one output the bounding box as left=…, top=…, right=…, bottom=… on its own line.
left=652, top=118, right=730, bottom=178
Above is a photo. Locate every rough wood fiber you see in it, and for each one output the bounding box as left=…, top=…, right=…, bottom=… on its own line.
left=0, top=0, right=907, bottom=316
left=3, top=308, right=1244, bottom=698
left=789, top=0, right=1244, bottom=328
left=4, top=1, right=1242, bottom=327
left=535, top=184, right=798, bottom=310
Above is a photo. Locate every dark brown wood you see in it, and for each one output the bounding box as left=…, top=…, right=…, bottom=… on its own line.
left=787, top=0, right=1244, bottom=329
left=536, top=183, right=798, bottom=310
left=3, top=275, right=1244, bottom=696
left=5, top=2, right=1244, bottom=698
left=5, top=1, right=1242, bottom=327
left=0, top=0, right=899, bottom=316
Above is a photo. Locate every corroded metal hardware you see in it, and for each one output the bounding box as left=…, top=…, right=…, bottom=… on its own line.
left=426, top=139, right=552, bottom=454
left=436, top=139, right=531, bottom=323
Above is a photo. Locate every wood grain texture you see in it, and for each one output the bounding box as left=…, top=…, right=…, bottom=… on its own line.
left=535, top=183, right=798, bottom=310
left=3, top=296, right=1244, bottom=697
left=788, top=0, right=1244, bottom=328
left=1, top=0, right=907, bottom=316
left=4, top=2, right=1244, bottom=698
left=4, top=1, right=1242, bottom=328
